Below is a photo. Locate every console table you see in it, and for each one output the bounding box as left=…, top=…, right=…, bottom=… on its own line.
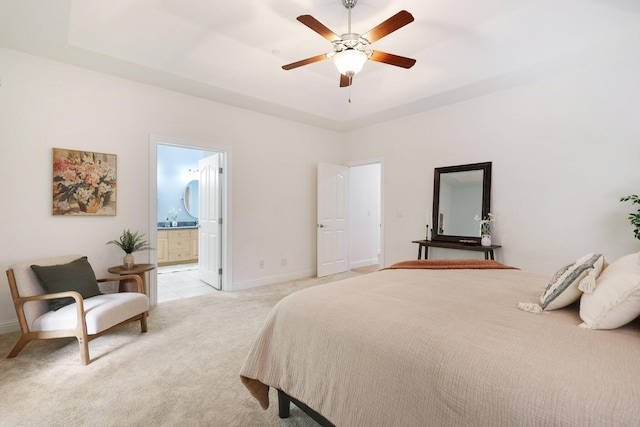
left=412, top=240, right=501, bottom=260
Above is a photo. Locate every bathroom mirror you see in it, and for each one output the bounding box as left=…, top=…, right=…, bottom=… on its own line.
left=431, top=162, right=492, bottom=244
left=183, top=179, right=199, bottom=218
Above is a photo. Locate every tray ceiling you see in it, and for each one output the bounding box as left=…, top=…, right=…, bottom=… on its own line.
left=0, top=0, right=638, bottom=131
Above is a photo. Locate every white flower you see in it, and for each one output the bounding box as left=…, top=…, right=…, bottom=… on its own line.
left=474, top=213, right=495, bottom=235
left=168, top=207, right=181, bottom=221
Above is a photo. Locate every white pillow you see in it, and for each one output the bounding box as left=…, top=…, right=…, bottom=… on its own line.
left=579, top=252, right=640, bottom=329
left=519, top=253, right=607, bottom=314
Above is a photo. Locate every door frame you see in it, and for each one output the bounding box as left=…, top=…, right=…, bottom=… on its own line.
left=347, top=158, right=384, bottom=269
left=148, top=135, right=233, bottom=305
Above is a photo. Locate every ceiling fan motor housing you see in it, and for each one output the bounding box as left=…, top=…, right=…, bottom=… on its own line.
left=332, top=33, right=371, bottom=53
left=342, top=0, right=358, bottom=10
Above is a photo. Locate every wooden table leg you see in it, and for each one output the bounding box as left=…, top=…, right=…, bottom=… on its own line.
left=118, top=273, right=146, bottom=293
left=118, top=276, right=137, bottom=292
left=417, top=244, right=429, bottom=260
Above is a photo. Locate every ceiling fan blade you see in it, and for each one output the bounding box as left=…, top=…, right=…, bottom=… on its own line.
left=339, top=74, right=352, bottom=87
left=297, top=15, right=340, bottom=42
left=369, top=51, right=416, bottom=69
left=362, top=10, right=414, bottom=43
left=282, top=54, right=328, bottom=70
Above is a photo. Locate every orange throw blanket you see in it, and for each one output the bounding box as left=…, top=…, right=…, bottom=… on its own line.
left=384, top=259, right=518, bottom=270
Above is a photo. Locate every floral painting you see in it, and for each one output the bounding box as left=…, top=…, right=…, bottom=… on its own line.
left=52, top=148, right=117, bottom=216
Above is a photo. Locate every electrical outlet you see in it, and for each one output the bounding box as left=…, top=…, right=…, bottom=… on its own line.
left=259, top=260, right=264, bottom=269
left=281, top=258, right=287, bottom=266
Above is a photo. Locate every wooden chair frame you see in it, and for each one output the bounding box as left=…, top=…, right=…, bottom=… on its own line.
left=6, top=269, right=148, bottom=365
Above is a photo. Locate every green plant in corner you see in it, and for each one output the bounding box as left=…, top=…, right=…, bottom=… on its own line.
left=107, top=229, right=153, bottom=254
left=620, top=195, right=640, bottom=241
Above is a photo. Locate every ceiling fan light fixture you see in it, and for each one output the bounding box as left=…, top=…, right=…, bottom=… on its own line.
left=332, top=48, right=368, bottom=77
left=282, top=4, right=415, bottom=89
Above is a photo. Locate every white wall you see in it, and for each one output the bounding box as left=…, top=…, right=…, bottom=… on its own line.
left=345, top=44, right=640, bottom=272
left=0, top=47, right=344, bottom=332
left=2, top=37, right=639, bottom=333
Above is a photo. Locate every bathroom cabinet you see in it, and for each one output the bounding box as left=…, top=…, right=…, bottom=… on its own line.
left=157, top=228, right=198, bottom=266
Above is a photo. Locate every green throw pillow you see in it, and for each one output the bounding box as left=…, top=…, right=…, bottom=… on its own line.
left=31, top=256, right=102, bottom=311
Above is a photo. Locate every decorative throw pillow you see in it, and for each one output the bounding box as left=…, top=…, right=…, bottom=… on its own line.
left=519, top=253, right=607, bottom=314
left=579, top=252, right=640, bottom=329
left=31, top=256, right=102, bottom=311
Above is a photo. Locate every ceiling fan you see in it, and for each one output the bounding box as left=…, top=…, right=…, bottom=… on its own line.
left=282, top=0, right=416, bottom=88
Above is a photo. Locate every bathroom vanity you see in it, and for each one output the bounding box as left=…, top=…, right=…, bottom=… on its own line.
left=157, top=226, right=198, bottom=266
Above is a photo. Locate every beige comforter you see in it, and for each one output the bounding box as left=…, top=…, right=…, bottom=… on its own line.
left=240, top=267, right=640, bottom=426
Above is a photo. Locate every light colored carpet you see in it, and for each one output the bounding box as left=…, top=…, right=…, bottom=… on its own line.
left=0, top=271, right=360, bottom=427
left=351, top=264, right=381, bottom=274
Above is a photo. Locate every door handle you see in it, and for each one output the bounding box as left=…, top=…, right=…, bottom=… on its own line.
left=317, top=224, right=325, bottom=228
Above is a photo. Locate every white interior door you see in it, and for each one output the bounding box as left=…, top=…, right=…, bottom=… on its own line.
left=199, top=154, right=221, bottom=289
left=317, top=162, right=349, bottom=277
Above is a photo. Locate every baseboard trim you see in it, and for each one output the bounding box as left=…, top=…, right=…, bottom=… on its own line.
left=232, top=269, right=316, bottom=291
left=0, top=320, right=19, bottom=335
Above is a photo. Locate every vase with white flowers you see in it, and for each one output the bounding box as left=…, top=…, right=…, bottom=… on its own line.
left=474, top=213, right=495, bottom=247
left=168, top=207, right=181, bottom=227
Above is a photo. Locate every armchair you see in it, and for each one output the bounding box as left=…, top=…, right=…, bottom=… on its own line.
left=6, top=254, right=149, bottom=365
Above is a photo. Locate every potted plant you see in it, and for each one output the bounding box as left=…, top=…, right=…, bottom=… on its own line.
left=620, top=195, right=640, bottom=241
left=474, top=213, right=495, bottom=247
left=168, top=207, right=181, bottom=227
left=107, top=229, right=153, bottom=268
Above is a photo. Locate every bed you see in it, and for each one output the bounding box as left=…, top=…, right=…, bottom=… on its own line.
left=240, top=258, right=640, bottom=426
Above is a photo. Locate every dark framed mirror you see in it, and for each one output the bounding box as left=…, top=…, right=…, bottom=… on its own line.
left=431, top=162, right=492, bottom=244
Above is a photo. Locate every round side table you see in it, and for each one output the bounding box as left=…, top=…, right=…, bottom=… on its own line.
left=108, top=263, right=156, bottom=294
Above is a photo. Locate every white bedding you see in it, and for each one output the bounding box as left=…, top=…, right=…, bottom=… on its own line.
left=240, top=267, right=640, bottom=426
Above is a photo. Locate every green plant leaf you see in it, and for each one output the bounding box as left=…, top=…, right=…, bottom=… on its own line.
left=621, top=195, right=640, bottom=241
left=106, top=229, right=153, bottom=254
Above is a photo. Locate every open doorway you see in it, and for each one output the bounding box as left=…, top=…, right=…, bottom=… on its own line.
left=316, top=160, right=383, bottom=278
left=147, top=136, right=232, bottom=306
left=348, top=162, right=382, bottom=272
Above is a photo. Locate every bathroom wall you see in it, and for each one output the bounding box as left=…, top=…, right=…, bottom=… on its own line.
left=156, top=144, right=211, bottom=224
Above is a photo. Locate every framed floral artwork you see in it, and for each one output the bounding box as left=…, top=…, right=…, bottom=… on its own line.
left=52, top=148, right=117, bottom=216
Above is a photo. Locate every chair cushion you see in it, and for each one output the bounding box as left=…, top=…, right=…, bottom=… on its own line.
left=32, top=292, right=149, bottom=335
left=31, top=256, right=102, bottom=311
left=10, top=254, right=85, bottom=330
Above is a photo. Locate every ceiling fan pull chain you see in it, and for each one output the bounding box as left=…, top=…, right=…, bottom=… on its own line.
left=348, top=77, right=352, bottom=103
